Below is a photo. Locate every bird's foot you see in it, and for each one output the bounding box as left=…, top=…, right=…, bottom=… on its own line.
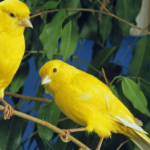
left=0, top=98, right=13, bottom=120
left=3, top=103, right=13, bottom=120
left=59, top=129, right=71, bottom=142
left=59, top=128, right=86, bottom=142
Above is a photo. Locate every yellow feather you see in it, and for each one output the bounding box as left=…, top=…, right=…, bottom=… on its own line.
left=0, top=0, right=32, bottom=119
left=39, top=60, right=150, bottom=149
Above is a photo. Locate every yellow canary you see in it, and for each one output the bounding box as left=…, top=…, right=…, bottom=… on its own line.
left=39, top=60, right=150, bottom=150
left=0, top=0, right=32, bottom=119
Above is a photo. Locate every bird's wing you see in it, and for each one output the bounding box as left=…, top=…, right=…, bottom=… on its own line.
left=106, top=92, right=148, bottom=134
left=115, top=116, right=147, bottom=134
left=71, top=71, right=113, bottom=107
left=71, top=71, right=148, bottom=134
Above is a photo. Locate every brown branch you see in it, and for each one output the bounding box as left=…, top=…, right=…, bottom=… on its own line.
left=23, top=50, right=103, bottom=76
left=98, top=0, right=110, bottom=14
left=0, top=105, right=91, bottom=150
left=116, top=139, right=129, bottom=150
left=21, top=117, right=69, bottom=145
left=23, top=51, right=33, bottom=60
left=25, top=51, right=43, bottom=53
left=0, top=99, right=25, bottom=118
left=102, top=68, right=109, bottom=86
left=98, top=0, right=110, bottom=20
left=140, top=78, right=150, bottom=85
left=74, top=56, right=102, bottom=75
left=14, top=99, right=25, bottom=108
left=116, top=76, right=150, bottom=85
left=21, top=131, right=38, bottom=145
left=30, top=8, right=150, bottom=35
left=22, top=117, right=69, bottom=145
left=4, top=92, right=52, bottom=103
left=24, top=50, right=103, bottom=77
left=24, top=51, right=102, bottom=75
left=58, top=117, right=69, bottom=122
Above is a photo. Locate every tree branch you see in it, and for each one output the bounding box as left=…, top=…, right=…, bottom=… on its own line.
left=0, top=105, right=91, bottom=150
left=116, top=139, right=129, bottom=150
left=4, top=92, right=51, bottom=103
left=73, top=56, right=102, bottom=75
left=31, top=8, right=150, bottom=35
left=102, top=68, right=109, bottom=86
left=21, top=117, right=69, bottom=145
left=23, top=51, right=102, bottom=75
left=98, top=0, right=110, bottom=20
left=21, top=131, right=38, bottom=145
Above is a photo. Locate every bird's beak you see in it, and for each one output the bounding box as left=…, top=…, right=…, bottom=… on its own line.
left=19, top=17, right=33, bottom=28
left=41, top=76, right=51, bottom=85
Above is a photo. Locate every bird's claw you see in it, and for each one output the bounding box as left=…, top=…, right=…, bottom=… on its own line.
left=59, top=129, right=71, bottom=142
left=3, top=104, right=13, bottom=120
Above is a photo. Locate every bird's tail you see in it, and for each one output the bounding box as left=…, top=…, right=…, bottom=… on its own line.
left=130, top=130, right=150, bottom=150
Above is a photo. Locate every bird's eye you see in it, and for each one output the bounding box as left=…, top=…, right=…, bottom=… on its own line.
left=53, top=68, right=57, bottom=72
left=9, top=13, right=15, bottom=17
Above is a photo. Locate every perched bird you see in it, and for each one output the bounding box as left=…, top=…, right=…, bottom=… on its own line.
left=39, top=60, right=150, bottom=150
left=0, top=0, right=32, bottom=119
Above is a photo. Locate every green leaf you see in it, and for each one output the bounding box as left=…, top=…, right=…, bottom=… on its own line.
left=116, top=0, right=142, bottom=37
left=59, top=0, right=81, bottom=14
left=110, top=85, right=118, bottom=97
left=133, top=146, right=140, bottom=150
left=87, top=47, right=117, bottom=75
left=137, top=77, right=141, bottom=90
left=79, top=13, right=98, bottom=40
left=0, top=116, right=24, bottom=150
left=129, top=36, right=150, bottom=77
left=40, top=9, right=66, bottom=60
left=30, top=17, right=45, bottom=69
left=115, top=81, right=133, bottom=111
left=9, top=62, right=29, bottom=93
left=25, top=28, right=32, bottom=43
left=109, top=18, right=123, bottom=46
left=34, top=0, right=60, bottom=10
left=60, top=20, right=78, bottom=61
left=33, top=127, right=48, bottom=150
left=121, top=77, right=150, bottom=117
left=53, top=138, right=73, bottom=150
left=140, top=72, right=150, bottom=101
left=141, top=81, right=150, bottom=100
left=144, top=122, right=150, bottom=134
left=38, top=101, right=60, bottom=143
left=72, top=12, right=82, bottom=34
left=35, top=84, right=45, bottom=97
left=99, top=6, right=112, bottom=44
left=34, top=85, right=45, bottom=112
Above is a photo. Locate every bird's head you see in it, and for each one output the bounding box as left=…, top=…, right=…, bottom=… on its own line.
left=39, top=60, right=78, bottom=94
left=0, top=0, right=32, bottom=33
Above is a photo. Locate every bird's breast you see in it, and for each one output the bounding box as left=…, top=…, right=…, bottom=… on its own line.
left=0, top=34, right=25, bottom=89
left=54, top=90, right=94, bottom=127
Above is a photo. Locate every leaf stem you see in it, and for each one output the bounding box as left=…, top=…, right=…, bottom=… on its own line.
left=116, top=139, right=130, bottom=150
left=110, top=76, right=122, bottom=85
